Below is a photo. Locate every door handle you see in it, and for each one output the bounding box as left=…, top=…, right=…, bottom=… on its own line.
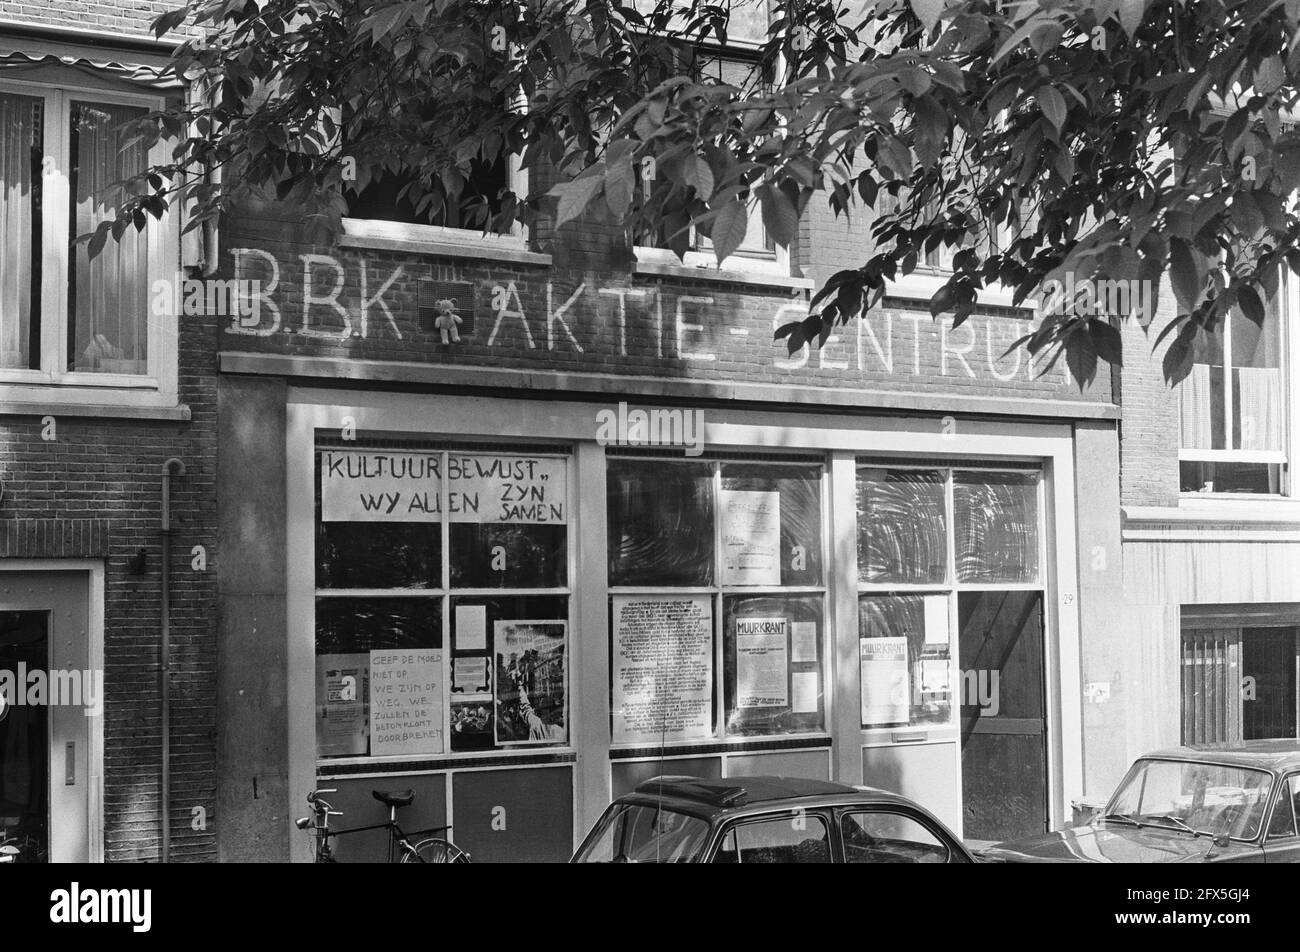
left=65, top=741, right=76, bottom=786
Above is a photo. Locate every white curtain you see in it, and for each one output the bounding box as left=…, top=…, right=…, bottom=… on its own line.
left=68, top=100, right=148, bottom=374
left=1179, top=363, right=1214, bottom=450
left=1237, top=366, right=1283, bottom=451
left=0, top=93, right=39, bottom=369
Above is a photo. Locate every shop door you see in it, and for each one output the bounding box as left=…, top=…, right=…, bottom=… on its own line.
left=958, top=591, right=1047, bottom=842
left=1242, top=627, right=1298, bottom=741
left=0, top=572, right=92, bottom=863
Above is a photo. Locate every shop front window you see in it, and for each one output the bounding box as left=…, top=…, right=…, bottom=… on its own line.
left=313, top=443, right=570, bottom=761
left=607, top=456, right=827, bottom=745
left=1179, top=301, right=1287, bottom=494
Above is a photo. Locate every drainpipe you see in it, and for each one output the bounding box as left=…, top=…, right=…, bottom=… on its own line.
left=159, top=457, right=186, bottom=863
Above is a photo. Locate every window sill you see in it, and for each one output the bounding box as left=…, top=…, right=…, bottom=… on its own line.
left=0, top=384, right=187, bottom=420
left=632, top=253, right=814, bottom=291
left=339, top=218, right=551, bottom=267
left=886, top=271, right=1033, bottom=310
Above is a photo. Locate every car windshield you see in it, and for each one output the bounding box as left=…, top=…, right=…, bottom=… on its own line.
left=1104, top=759, right=1273, bottom=841
left=573, top=801, right=711, bottom=863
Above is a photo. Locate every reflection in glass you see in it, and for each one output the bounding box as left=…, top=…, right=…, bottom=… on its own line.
left=316, top=522, right=441, bottom=588
left=449, top=523, right=566, bottom=588
left=953, top=472, right=1039, bottom=583
left=857, top=469, right=946, bottom=583
left=608, top=459, right=714, bottom=586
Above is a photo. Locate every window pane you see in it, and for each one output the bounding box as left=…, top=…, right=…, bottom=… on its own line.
left=721, top=815, right=831, bottom=863
left=859, top=594, right=953, bottom=729
left=345, top=155, right=509, bottom=232
left=1180, top=460, right=1282, bottom=495
left=953, top=471, right=1039, bottom=583
left=451, top=596, right=567, bottom=750
left=841, top=811, right=950, bottom=863
left=723, top=594, right=824, bottom=736
left=0, top=93, right=41, bottom=371
left=68, top=101, right=149, bottom=374
left=857, top=468, right=947, bottom=584
left=720, top=462, right=822, bottom=587
left=315, top=597, right=442, bottom=759
left=1231, top=306, right=1283, bottom=452
left=608, top=459, right=714, bottom=586
left=447, top=453, right=568, bottom=588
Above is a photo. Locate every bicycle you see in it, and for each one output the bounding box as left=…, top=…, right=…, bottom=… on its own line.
left=296, top=788, right=470, bottom=863
left=0, top=826, right=45, bottom=864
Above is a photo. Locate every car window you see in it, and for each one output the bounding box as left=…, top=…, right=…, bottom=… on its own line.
left=841, top=810, right=950, bottom=863
left=1267, top=776, right=1300, bottom=839
left=573, top=802, right=710, bottom=863
left=712, top=812, right=831, bottom=863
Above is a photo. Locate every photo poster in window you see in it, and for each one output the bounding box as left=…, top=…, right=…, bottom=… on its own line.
left=316, top=653, right=369, bottom=757
left=735, top=616, right=790, bottom=709
left=860, top=637, right=910, bottom=726
left=320, top=451, right=442, bottom=522
left=495, top=620, right=567, bottom=746
left=369, top=648, right=444, bottom=757
left=611, top=595, right=714, bottom=745
left=720, top=489, right=781, bottom=586
left=447, top=455, right=567, bottom=524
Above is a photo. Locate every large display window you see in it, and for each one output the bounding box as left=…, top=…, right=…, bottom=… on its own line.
left=313, top=441, right=571, bottom=761
left=606, top=455, right=828, bottom=744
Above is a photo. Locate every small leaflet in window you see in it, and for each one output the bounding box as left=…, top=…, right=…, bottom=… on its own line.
left=316, top=653, right=369, bottom=757
left=791, top=621, right=818, bottom=663
left=860, top=637, right=910, bottom=726
left=735, top=616, right=789, bottom=708
left=452, top=656, right=490, bottom=694
left=923, top=595, right=950, bottom=646
left=791, top=672, right=819, bottom=714
left=920, top=659, right=950, bottom=695
left=455, top=604, right=488, bottom=651
left=369, top=649, right=444, bottom=757
left=720, top=489, right=781, bottom=586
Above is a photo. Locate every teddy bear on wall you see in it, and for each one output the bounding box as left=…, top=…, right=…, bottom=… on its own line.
left=433, top=298, right=462, bottom=345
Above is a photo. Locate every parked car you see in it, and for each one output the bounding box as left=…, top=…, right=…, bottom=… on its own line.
left=981, top=740, right=1300, bottom=863
left=571, top=775, right=975, bottom=863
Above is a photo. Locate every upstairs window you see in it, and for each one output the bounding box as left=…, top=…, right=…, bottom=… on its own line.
left=1179, top=298, right=1287, bottom=495
left=0, top=74, right=171, bottom=386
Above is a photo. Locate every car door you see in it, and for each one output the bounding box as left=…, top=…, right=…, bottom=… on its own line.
left=1263, top=774, right=1300, bottom=862
left=708, top=810, right=834, bottom=863
left=837, top=806, right=971, bottom=864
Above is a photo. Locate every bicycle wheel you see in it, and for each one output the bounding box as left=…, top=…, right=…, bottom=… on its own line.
left=402, top=837, right=470, bottom=863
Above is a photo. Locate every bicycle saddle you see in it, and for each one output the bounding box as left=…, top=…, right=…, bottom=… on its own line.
left=372, top=788, right=416, bottom=808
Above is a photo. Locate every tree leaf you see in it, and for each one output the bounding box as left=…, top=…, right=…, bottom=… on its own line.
left=1168, top=237, right=1202, bottom=313
left=910, top=0, right=945, bottom=33
left=1237, top=284, right=1266, bottom=326
left=604, top=155, right=635, bottom=219
left=553, top=167, right=606, bottom=229
left=711, top=199, right=749, bottom=264
left=1037, top=84, right=1066, bottom=131
left=1118, top=0, right=1147, bottom=37
left=1066, top=331, right=1098, bottom=388
left=757, top=182, right=798, bottom=248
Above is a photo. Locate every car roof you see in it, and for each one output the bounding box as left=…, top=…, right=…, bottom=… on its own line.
left=1137, top=739, right=1300, bottom=772
left=625, top=775, right=916, bottom=813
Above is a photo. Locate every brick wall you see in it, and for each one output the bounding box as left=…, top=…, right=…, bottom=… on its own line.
left=0, top=0, right=166, bottom=37
left=0, top=311, right=219, bottom=862
left=1117, top=276, right=1182, bottom=509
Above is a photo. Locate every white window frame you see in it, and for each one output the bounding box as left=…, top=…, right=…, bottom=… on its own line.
left=1177, top=268, right=1293, bottom=499
left=0, top=71, right=178, bottom=410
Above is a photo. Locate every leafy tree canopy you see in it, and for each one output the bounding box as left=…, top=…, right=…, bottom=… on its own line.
left=122, top=0, right=1300, bottom=384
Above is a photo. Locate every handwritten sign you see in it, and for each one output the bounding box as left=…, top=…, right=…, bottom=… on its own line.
left=321, top=451, right=441, bottom=522
left=369, top=649, right=444, bottom=757
left=320, top=451, right=566, bottom=524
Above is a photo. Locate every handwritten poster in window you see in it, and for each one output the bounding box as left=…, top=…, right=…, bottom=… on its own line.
left=320, top=451, right=441, bottom=522
left=735, top=617, right=789, bottom=708
left=720, top=489, right=781, bottom=585
left=612, top=596, right=714, bottom=745
left=446, top=455, right=566, bottom=524
left=369, top=649, right=444, bottom=757
left=860, top=637, right=910, bottom=726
